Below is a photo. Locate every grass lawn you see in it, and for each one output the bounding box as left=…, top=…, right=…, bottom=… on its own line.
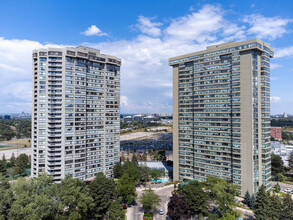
left=0, top=145, right=8, bottom=148
left=283, top=173, right=293, bottom=185
left=282, top=127, right=293, bottom=132
left=2, top=139, right=31, bottom=148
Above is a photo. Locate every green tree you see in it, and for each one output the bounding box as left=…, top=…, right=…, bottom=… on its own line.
left=121, top=153, right=126, bottom=162
left=158, top=150, right=166, bottom=161
left=113, top=162, right=124, bottom=179
left=179, top=181, right=208, bottom=216
left=117, top=174, right=137, bottom=204
left=0, top=178, right=13, bottom=219
left=153, top=152, right=159, bottom=161
left=271, top=154, right=285, bottom=175
left=218, top=211, right=240, bottom=220
left=8, top=175, right=60, bottom=220
left=281, top=193, right=293, bottom=219
left=57, top=176, right=94, bottom=219
left=254, top=185, right=270, bottom=220
left=273, top=183, right=281, bottom=193
left=250, top=194, right=256, bottom=210
left=243, top=191, right=251, bottom=207
left=150, top=169, right=163, bottom=181
left=268, top=193, right=282, bottom=220
left=88, top=172, right=117, bottom=219
left=11, top=166, right=23, bottom=178
left=142, top=153, right=147, bottom=161
left=123, top=160, right=141, bottom=182
left=9, top=153, right=16, bottom=167
left=288, top=151, right=293, bottom=170
left=140, top=189, right=161, bottom=212
left=139, top=165, right=151, bottom=185
left=131, top=153, right=138, bottom=165
left=15, top=153, right=30, bottom=172
left=167, top=193, right=190, bottom=220
left=0, top=160, right=6, bottom=176
left=204, top=177, right=238, bottom=217
left=276, top=173, right=285, bottom=182
left=108, top=201, right=125, bottom=220
left=2, top=155, right=6, bottom=164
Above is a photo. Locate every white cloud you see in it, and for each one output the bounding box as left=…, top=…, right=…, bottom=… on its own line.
left=82, top=25, right=107, bottom=36
left=270, top=63, right=282, bottom=69
left=136, top=16, right=162, bottom=37
left=243, top=14, right=293, bottom=40
left=165, top=4, right=246, bottom=43
left=165, top=4, right=224, bottom=43
left=1, top=4, right=292, bottom=113
left=270, top=96, right=281, bottom=103
left=0, top=37, right=62, bottom=113
left=120, top=96, right=129, bottom=107
left=275, top=46, right=293, bottom=58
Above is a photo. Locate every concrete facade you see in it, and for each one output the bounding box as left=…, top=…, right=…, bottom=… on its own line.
left=32, top=46, right=121, bottom=181
left=169, top=39, right=273, bottom=195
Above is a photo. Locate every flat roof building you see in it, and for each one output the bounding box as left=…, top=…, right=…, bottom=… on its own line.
left=31, top=46, right=121, bottom=181
left=271, top=127, right=282, bottom=141
left=169, top=39, right=273, bottom=195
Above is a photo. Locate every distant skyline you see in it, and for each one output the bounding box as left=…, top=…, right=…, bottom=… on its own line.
left=0, top=0, right=293, bottom=114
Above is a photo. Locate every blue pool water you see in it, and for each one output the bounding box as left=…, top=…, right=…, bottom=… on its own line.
left=152, top=178, right=169, bottom=183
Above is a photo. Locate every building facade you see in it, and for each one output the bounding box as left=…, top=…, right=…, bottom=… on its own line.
left=32, top=46, right=121, bottom=181
left=271, top=127, right=282, bottom=141
left=169, top=39, right=273, bottom=194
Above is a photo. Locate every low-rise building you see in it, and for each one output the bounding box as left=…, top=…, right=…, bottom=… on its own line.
left=123, top=116, right=133, bottom=123
left=271, top=127, right=282, bottom=141
left=138, top=161, right=173, bottom=178
left=271, top=141, right=293, bottom=166
left=133, top=115, right=143, bottom=122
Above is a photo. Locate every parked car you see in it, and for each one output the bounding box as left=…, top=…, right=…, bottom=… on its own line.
left=159, top=209, right=164, bottom=215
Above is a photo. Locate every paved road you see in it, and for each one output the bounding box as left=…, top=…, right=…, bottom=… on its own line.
left=152, top=185, right=174, bottom=220
left=0, top=147, right=31, bottom=158
left=272, top=181, right=293, bottom=191
left=236, top=207, right=254, bottom=219
left=126, top=184, right=174, bottom=220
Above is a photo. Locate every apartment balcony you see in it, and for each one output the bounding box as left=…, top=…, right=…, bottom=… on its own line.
left=47, top=169, right=62, bottom=175
left=47, top=141, right=62, bottom=145
left=48, top=127, right=62, bottom=131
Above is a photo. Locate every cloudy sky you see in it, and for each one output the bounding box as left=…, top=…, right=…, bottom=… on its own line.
left=0, top=0, right=293, bottom=114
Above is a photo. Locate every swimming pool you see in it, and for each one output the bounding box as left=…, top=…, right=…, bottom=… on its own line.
left=152, top=178, right=169, bottom=183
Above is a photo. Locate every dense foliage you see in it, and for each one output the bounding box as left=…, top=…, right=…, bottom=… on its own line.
left=0, top=119, right=31, bottom=140
left=254, top=185, right=293, bottom=220
left=288, top=151, right=293, bottom=170
left=140, top=189, right=161, bottom=212
left=113, top=159, right=153, bottom=185
left=0, top=153, right=30, bottom=179
left=271, top=154, right=285, bottom=176
left=167, top=193, right=190, bottom=220
left=282, top=132, right=293, bottom=140
left=271, top=118, right=293, bottom=127
left=243, top=191, right=256, bottom=210
left=0, top=173, right=126, bottom=220
left=168, top=177, right=239, bottom=219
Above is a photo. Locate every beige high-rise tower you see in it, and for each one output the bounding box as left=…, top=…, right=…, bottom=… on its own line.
left=169, top=39, right=273, bottom=195
left=32, top=46, right=121, bottom=181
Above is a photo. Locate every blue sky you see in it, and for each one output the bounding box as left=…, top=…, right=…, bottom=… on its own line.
left=0, top=0, right=293, bottom=114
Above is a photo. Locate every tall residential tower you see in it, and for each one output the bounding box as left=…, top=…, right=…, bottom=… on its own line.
left=32, top=46, right=121, bottom=181
left=169, top=39, right=273, bottom=194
